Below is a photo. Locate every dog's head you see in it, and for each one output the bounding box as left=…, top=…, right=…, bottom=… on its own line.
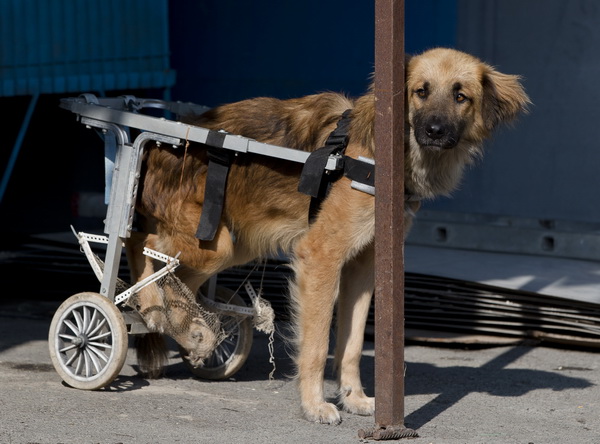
left=406, top=47, right=530, bottom=152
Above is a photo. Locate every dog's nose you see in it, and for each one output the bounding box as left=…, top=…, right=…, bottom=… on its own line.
left=425, top=122, right=446, bottom=139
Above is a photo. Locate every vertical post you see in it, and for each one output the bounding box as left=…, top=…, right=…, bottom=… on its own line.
left=359, top=0, right=417, bottom=440
left=374, top=0, right=405, bottom=426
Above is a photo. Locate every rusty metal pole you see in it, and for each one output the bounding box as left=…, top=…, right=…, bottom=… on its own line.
left=359, top=0, right=418, bottom=440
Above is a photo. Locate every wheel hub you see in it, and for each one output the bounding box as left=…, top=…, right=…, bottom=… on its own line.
left=71, top=334, right=88, bottom=348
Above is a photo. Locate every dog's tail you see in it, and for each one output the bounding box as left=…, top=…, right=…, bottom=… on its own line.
left=134, top=333, right=169, bottom=378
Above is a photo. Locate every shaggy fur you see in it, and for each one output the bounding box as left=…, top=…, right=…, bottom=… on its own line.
left=126, top=47, right=530, bottom=424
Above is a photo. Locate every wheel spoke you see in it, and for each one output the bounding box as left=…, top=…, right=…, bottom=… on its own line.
left=65, top=348, right=81, bottom=366
left=63, top=319, right=81, bottom=336
left=59, top=343, right=78, bottom=353
left=212, top=345, right=226, bottom=366
left=88, top=330, right=111, bottom=342
left=207, top=353, right=220, bottom=367
left=82, top=306, right=91, bottom=334
left=75, top=348, right=85, bottom=375
left=88, top=341, right=112, bottom=351
left=221, top=335, right=237, bottom=348
left=88, top=317, right=107, bottom=338
left=88, top=344, right=110, bottom=364
left=223, top=341, right=235, bottom=356
left=58, top=333, right=77, bottom=341
left=204, top=351, right=217, bottom=367
left=88, top=308, right=100, bottom=333
left=86, top=347, right=103, bottom=373
left=83, top=348, right=93, bottom=377
left=73, top=309, right=84, bottom=333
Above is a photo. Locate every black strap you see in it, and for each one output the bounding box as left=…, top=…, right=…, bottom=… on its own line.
left=297, top=146, right=339, bottom=198
left=342, top=156, right=374, bottom=188
left=298, top=109, right=352, bottom=221
left=195, top=147, right=234, bottom=241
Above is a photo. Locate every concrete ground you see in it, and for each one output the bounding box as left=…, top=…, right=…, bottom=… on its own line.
left=1, top=299, right=598, bottom=444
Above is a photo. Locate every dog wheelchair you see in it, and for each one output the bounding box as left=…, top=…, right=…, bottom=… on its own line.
left=49, top=94, right=375, bottom=390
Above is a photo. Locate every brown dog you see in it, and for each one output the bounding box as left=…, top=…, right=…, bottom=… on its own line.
left=126, top=47, right=530, bottom=424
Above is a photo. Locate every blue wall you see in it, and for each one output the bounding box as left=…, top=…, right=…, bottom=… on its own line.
left=169, top=0, right=457, bottom=106
left=405, top=0, right=457, bottom=54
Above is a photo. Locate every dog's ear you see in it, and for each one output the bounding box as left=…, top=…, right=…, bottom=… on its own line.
left=481, top=67, right=531, bottom=131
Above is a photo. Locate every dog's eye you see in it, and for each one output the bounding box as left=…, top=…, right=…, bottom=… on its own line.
left=416, top=88, right=427, bottom=99
left=455, top=93, right=469, bottom=103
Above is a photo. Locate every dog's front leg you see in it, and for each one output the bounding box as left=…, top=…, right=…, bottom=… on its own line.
left=291, top=234, right=343, bottom=425
left=335, top=245, right=375, bottom=416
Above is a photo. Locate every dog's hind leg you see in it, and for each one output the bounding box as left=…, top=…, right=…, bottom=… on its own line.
left=334, top=245, right=375, bottom=416
left=127, top=221, right=237, bottom=328
left=124, top=230, right=147, bottom=284
left=125, top=232, right=170, bottom=333
left=125, top=232, right=169, bottom=377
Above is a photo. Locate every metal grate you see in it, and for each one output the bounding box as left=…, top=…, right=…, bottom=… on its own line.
left=219, top=261, right=600, bottom=348
left=3, top=237, right=600, bottom=348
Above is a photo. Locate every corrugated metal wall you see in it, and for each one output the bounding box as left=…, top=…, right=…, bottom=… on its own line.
left=0, top=0, right=175, bottom=96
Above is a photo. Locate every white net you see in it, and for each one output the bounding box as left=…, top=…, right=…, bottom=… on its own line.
left=91, top=253, right=227, bottom=356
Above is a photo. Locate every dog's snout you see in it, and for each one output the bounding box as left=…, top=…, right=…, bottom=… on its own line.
left=413, top=113, right=462, bottom=149
left=425, top=121, right=446, bottom=140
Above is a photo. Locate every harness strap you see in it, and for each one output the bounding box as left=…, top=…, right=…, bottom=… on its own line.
left=343, top=155, right=374, bottom=190
left=297, top=109, right=352, bottom=198
left=195, top=135, right=235, bottom=241
left=298, top=109, right=352, bottom=221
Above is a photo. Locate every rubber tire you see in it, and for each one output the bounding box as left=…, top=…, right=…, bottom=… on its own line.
left=48, top=292, right=129, bottom=390
left=181, top=286, right=253, bottom=380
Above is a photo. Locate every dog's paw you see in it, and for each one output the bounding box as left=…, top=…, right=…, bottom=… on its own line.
left=303, top=401, right=342, bottom=425
left=141, top=311, right=167, bottom=334
left=342, top=393, right=375, bottom=416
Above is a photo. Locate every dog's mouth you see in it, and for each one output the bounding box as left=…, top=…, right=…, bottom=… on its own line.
left=414, top=134, right=460, bottom=151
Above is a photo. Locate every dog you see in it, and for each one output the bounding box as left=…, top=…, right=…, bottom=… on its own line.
left=125, top=47, right=530, bottom=424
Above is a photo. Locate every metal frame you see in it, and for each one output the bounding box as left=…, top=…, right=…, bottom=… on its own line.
left=61, top=93, right=374, bottom=334
left=60, top=94, right=345, bottom=302
left=60, top=96, right=343, bottom=170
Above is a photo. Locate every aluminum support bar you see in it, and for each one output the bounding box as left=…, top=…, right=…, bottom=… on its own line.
left=61, top=97, right=342, bottom=169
